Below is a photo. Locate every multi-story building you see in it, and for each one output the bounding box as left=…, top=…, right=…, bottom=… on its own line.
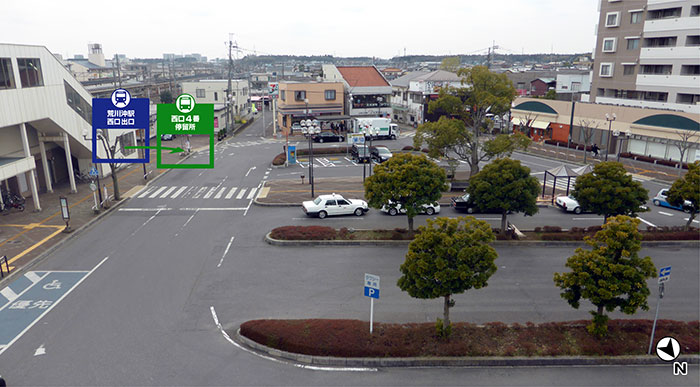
left=322, top=65, right=392, bottom=118
left=390, top=70, right=462, bottom=125
left=1, top=43, right=139, bottom=210
left=181, top=79, right=250, bottom=133
left=276, top=81, right=345, bottom=134
left=590, top=0, right=700, bottom=113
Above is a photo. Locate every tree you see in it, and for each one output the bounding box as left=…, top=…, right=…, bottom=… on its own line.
left=571, top=162, right=648, bottom=223
left=544, top=89, right=557, bottom=100
left=553, top=216, right=656, bottom=337
left=466, top=158, right=540, bottom=233
left=667, top=161, right=700, bottom=230
left=578, top=119, right=600, bottom=163
left=440, top=56, right=461, bottom=73
left=672, top=131, right=699, bottom=177
left=364, top=153, right=447, bottom=232
left=159, top=90, right=173, bottom=104
left=398, top=216, right=497, bottom=335
left=413, top=66, right=518, bottom=177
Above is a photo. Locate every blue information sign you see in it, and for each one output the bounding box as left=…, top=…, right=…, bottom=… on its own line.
left=364, top=287, right=380, bottom=299
left=658, top=266, right=671, bottom=283
left=287, top=145, right=297, bottom=165
left=91, top=89, right=150, bottom=164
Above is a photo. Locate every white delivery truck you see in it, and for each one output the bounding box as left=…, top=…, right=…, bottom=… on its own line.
left=353, top=117, right=399, bottom=140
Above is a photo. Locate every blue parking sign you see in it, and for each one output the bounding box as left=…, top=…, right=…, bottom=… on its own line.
left=364, top=287, right=379, bottom=299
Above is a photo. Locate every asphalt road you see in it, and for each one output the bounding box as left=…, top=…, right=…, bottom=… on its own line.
left=0, top=115, right=698, bottom=386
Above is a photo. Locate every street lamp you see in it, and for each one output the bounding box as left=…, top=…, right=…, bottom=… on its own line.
left=605, top=113, right=617, bottom=161
left=617, top=130, right=632, bottom=162
left=301, top=119, right=320, bottom=198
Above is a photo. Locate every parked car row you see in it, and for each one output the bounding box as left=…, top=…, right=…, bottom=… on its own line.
left=350, top=144, right=393, bottom=164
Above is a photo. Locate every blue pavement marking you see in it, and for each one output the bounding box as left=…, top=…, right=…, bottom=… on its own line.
left=0, top=272, right=48, bottom=305
left=0, top=271, right=88, bottom=352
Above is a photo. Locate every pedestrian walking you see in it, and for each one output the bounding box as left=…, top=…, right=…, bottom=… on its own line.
left=591, top=143, right=600, bottom=158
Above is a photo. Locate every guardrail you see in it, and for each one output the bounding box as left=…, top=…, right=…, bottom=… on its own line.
left=0, top=255, right=10, bottom=278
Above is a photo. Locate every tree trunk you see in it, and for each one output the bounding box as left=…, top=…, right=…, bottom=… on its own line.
left=407, top=216, right=414, bottom=233
left=470, top=124, right=480, bottom=177
left=686, top=212, right=695, bottom=231
left=501, top=210, right=508, bottom=235
left=603, top=214, right=608, bottom=224
left=443, top=294, right=451, bottom=329
left=110, top=165, right=120, bottom=201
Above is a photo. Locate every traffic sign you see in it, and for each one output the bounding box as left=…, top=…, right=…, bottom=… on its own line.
left=364, top=273, right=380, bottom=299
left=92, top=89, right=150, bottom=164
left=658, top=266, right=671, bottom=283
left=349, top=133, right=365, bottom=145
left=88, top=167, right=98, bottom=177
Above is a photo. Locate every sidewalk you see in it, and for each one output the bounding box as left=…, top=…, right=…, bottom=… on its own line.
left=0, top=135, right=214, bottom=280
left=525, top=142, right=684, bottom=183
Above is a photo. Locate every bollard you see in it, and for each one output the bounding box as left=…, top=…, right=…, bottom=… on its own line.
left=300, top=174, right=305, bottom=184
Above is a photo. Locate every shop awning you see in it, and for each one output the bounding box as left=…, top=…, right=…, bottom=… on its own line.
left=530, top=121, right=550, bottom=129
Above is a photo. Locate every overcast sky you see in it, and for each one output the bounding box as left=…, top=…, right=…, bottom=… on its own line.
left=4, top=0, right=598, bottom=60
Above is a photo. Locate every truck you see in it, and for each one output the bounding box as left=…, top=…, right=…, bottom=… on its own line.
left=352, top=117, right=399, bottom=140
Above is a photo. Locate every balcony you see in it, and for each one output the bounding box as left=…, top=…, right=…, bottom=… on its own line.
left=644, top=17, right=699, bottom=33
left=639, top=46, right=700, bottom=61
left=595, top=96, right=700, bottom=114
left=636, top=74, right=700, bottom=90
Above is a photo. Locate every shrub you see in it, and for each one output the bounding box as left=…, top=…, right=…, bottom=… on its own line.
left=272, top=153, right=286, bottom=166
left=619, top=152, right=633, bottom=159
left=421, top=148, right=429, bottom=153
left=534, top=226, right=542, bottom=233
left=270, top=226, right=337, bottom=240
left=586, top=225, right=603, bottom=233
left=570, top=227, right=585, bottom=233
left=542, top=225, right=562, bottom=233
left=402, top=145, right=414, bottom=151
left=656, top=159, right=679, bottom=168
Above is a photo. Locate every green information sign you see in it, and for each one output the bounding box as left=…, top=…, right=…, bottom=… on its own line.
left=156, top=94, right=215, bottom=169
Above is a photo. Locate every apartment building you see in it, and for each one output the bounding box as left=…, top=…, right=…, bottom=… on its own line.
left=276, top=81, right=345, bottom=134
left=322, top=65, right=392, bottom=118
left=181, top=79, right=250, bottom=133
left=590, top=0, right=700, bottom=113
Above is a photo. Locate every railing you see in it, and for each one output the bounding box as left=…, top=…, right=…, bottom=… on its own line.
left=0, top=255, right=10, bottom=278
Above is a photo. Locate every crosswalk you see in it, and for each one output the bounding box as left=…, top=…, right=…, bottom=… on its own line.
left=135, top=185, right=258, bottom=201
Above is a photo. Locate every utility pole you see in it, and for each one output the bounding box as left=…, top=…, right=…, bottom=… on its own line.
left=168, top=60, right=173, bottom=93
left=115, top=54, right=122, bottom=88
left=226, top=34, right=234, bottom=139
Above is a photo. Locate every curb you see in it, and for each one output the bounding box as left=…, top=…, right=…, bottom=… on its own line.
left=264, top=232, right=699, bottom=248
left=234, top=328, right=699, bottom=368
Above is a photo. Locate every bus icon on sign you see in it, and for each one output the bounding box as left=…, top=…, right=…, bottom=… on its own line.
left=176, top=94, right=195, bottom=113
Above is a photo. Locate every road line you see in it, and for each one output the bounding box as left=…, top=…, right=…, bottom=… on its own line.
left=245, top=166, right=256, bottom=177
left=225, top=187, right=238, bottom=199
left=0, top=287, right=18, bottom=302
left=118, top=208, right=172, bottom=212
left=246, top=188, right=258, bottom=200
left=181, top=186, right=195, bottom=198
left=572, top=217, right=603, bottom=220
left=658, top=211, right=674, bottom=217
left=25, top=272, right=42, bottom=283
left=684, top=217, right=700, bottom=224
left=637, top=216, right=657, bottom=228
left=181, top=209, right=199, bottom=229
left=0, top=257, right=108, bottom=357
left=192, top=187, right=207, bottom=199
left=148, top=186, right=167, bottom=198
left=214, top=187, right=227, bottom=199
left=179, top=208, right=247, bottom=211
left=136, top=187, right=154, bottom=199
left=236, top=189, right=247, bottom=200
left=5, top=227, right=65, bottom=266
left=203, top=187, right=218, bottom=199
left=217, top=236, right=235, bottom=268
left=159, top=186, right=177, bottom=198
left=171, top=186, right=188, bottom=199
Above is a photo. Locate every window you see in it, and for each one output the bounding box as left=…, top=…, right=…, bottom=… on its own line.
left=677, top=93, right=700, bottom=104
left=324, top=89, right=336, bottom=100
left=214, top=92, right=218, bottom=101
left=294, top=90, right=306, bottom=101
left=196, top=88, right=205, bottom=98
left=64, top=80, right=92, bottom=124
left=325, top=200, right=336, bottom=206
left=600, top=63, right=614, bottom=77
left=643, top=36, right=677, bottom=47
left=623, top=64, right=636, bottom=76
left=648, top=7, right=681, bottom=20
left=516, top=82, right=525, bottom=89
left=642, top=91, right=668, bottom=102
left=630, top=11, right=643, bottom=24
left=280, top=90, right=285, bottom=101
left=687, top=35, right=700, bottom=46
left=641, top=65, right=672, bottom=75
left=681, top=65, right=700, bottom=75
left=605, top=12, right=620, bottom=27
left=626, top=38, right=640, bottom=50
left=602, top=38, right=617, bottom=52
left=17, top=58, right=43, bottom=87
left=119, top=132, right=136, bottom=156
left=0, top=58, right=15, bottom=89
left=692, top=6, right=700, bottom=16
left=337, top=199, right=349, bottom=205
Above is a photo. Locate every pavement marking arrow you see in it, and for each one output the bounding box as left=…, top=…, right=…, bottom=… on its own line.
left=34, top=344, right=45, bottom=356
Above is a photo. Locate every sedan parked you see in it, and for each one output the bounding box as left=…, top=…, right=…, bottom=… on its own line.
left=652, top=189, right=692, bottom=212
left=555, top=195, right=589, bottom=214
left=381, top=201, right=440, bottom=216
left=302, top=193, right=369, bottom=219
left=313, top=131, right=345, bottom=143
left=370, top=146, right=393, bottom=163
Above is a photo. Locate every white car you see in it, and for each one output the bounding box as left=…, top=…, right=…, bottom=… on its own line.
left=555, top=195, right=586, bottom=214
left=381, top=201, right=440, bottom=216
left=302, top=193, right=369, bottom=219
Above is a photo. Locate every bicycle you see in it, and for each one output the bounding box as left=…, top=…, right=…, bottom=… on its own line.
left=1, top=191, right=25, bottom=213
left=74, top=170, right=92, bottom=184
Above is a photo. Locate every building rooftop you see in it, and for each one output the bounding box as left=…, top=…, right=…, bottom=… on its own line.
left=337, top=66, right=390, bottom=87
left=390, top=71, right=430, bottom=88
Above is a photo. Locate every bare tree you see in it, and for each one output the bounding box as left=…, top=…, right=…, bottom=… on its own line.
left=578, top=119, right=601, bottom=163
left=516, top=112, right=539, bottom=139
left=673, top=130, right=700, bottom=177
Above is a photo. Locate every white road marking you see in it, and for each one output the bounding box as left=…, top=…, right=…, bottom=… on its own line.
left=129, top=209, right=162, bottom=237
left=179, top=208, right=247, bottom=211
left=0, top=257, right=108, bottom=357
left=684, top=217, right=700, bottom=224
left=171, top=186, right=188, bottom=199
left=182, top=209, right=199, bottom=228
left=119, top=208, right=172, bottom=212
left=192, top=187, right=208, bottom=198
left=245, top=166, right=256, bottom=176
left=236, top=189, right=247, bottom=199
left=181, top=186, right=195, bottom=198
left=137, top=187, right=154, bottom=199
left=160, top=186, right=177, bottom=198
left=209, top=306, right=376, bottom=372
left=246, top=188, right=258, bottom=199
left=658, top=211, right=674, bottom=217
left=203, top=187, right=218, bottom=199
left=34, top=344, right=45, bottom=356
left=24, top=272, right=42, bottom=283
left=0, top=287, right=19, bottom=302
left=225, top=187, right=238, bottom=199
left=292, top=217, right=365, bottom=220
left=217, top=236, right=235, bottom=268
left=148, top=186, right=167, bottom=198
left=637, top=216, right=657, bottom=228
left=214, top=187, right=227, bottom=199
